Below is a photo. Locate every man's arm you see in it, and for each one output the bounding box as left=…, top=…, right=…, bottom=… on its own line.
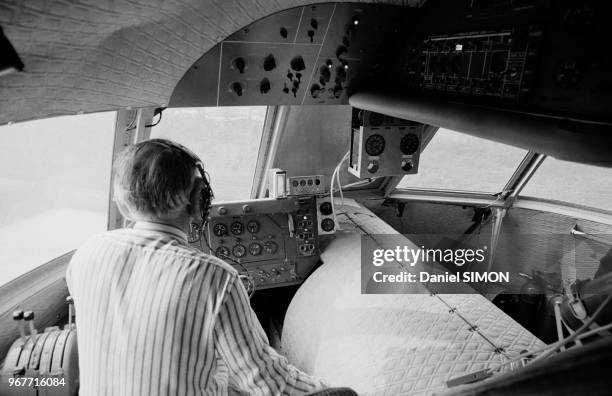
left=213, top=275, right=325, bottom=395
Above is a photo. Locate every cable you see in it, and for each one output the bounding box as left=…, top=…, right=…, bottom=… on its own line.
left=330, top=150, right=350, bottom=229
left=484, top=293, right=612, bottom=374
left=530, top=293, right=612, bottom=363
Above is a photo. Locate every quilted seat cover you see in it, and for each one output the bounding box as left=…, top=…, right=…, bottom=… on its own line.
left=281, top=201, right=544, bottom=395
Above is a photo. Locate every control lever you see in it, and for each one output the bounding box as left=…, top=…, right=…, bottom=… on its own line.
left=23, top=310, right=37, bottom=335
left=66, top=296, right=75, bottom=329
left=12, top=310, right=26, bottom=344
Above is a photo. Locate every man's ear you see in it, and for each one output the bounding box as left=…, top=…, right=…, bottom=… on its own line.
left=187, top=178, right=204, bottom=220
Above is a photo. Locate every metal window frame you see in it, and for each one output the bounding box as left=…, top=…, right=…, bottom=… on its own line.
left=251, top=106, right=289, bottom=199
left=107, top=107, right=156, bottom=230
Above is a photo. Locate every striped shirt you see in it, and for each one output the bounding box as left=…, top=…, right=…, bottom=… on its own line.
left=66, top=221, right=324, bottom=395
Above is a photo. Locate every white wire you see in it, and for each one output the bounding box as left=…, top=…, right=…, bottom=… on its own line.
left=330, top=151, right=350, bottom=229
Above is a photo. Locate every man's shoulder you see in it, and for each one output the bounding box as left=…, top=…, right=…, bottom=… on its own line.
left=72, top=229, right=238, bottom=276
left=172, top=244, right=238, bottom=276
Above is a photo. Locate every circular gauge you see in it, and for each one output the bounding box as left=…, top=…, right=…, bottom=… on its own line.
left=365, top=134, right=386, bottom=156
left=321, top=218, right=335, bottom=232
left=400, top=133, right=420, bottom=155
left=212, top=223, right=228, bottom=237
left=230, top=221, right=244, bottom=235
left=232, top=244, right=246, bottom=258
left=319, top=201, right=333, bottom=216
left=263, top=241, right=279, bottom=254
left=249, top=242, right=262, bottom=256
left=246, top=220, right=260, bottom=234
left=215, top=246, right=230, bottom=259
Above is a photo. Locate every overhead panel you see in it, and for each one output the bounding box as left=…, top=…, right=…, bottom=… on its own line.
left=171, top=0, right=612, bottom=123
left=170, top=3, right=412, bottom=107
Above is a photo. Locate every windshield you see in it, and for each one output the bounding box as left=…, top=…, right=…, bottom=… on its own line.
left=150, top=107, right=267, bottom=201
left=396, top=128, right=528, bottom=193
left=520, top=157, right=612, bottom=213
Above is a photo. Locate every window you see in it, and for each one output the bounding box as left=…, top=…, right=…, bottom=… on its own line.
left=0, top=112, right=115, bottom=285
left=520, top=158, right=612, bottom=212
left=150, top=107, right=267, bottom=201
left=396, top=129, right=528, bottom=193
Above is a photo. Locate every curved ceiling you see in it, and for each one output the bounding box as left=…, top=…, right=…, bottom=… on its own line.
left=0, top=0, right=420, bottom=125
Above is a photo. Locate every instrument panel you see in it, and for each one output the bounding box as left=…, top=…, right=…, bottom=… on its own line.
left=205, top=197, right=323, bottom=289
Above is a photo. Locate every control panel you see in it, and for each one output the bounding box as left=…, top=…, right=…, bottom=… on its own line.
left=288, top=175, right=325, bottom=196
left=349, top=110, right=423, bottom=178
left=170, top=1, right=612, bottom=122
left=421, top=29, right=540, bottom=100
left=206, top=197, right=321, bottom=289
left=316, top=195, right=337, bottom=236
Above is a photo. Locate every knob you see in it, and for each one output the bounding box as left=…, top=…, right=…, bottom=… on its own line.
left=66, top=296, right=74, bottom=305
left=367, top=160, right=379, bottom=173
left=232, top=82, right=244, bottom=96
left=307, top=30, right=315, bottom=42
left=259, top=78, right=271, bottom=94
left=290, top=56, right=306, bottom=72
left=263, top=54, right=276, bottom=71
left=217, top=207, right=228, bottom=215
left=401, top=159, right=413, bottom=172
left=233, top=57, right=246, bottom=73
left=242, top=204, right=251, bottom=213
left=280, top=27, right=288, bottom=39
left=23, top=311, right=34, bottom=321
left=12, top=310, right=23, bottom=321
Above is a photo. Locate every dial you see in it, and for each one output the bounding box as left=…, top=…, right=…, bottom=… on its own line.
left=232, top=244, right=246, bottom=258
left=400, top=133, right=420, bottom=155
left=213, top=223, right=228, bottom=237
left=365, top=134, right=386, bottom=156
left=215, top=246, right=230, bottom=259
left=249, top=242, right=262, bottom=256
left=319, top=201, right=333, bottom=216
left=246, top=220, right=260, bottom=234
left=263, top=241, right=279, bottom=254
left=321, top=218, right=335, bottom=232
left=230, top=221, right=244, bottom=235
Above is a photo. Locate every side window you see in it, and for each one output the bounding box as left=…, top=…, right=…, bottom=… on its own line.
left=520, top=158, right=612, bottom=212
left=149, top=107, right=267, bottom=201
left=0, top=112, right=115, bottom=285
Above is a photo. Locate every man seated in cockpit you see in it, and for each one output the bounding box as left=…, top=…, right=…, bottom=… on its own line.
left=66, top=139, right=325, bottom=395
